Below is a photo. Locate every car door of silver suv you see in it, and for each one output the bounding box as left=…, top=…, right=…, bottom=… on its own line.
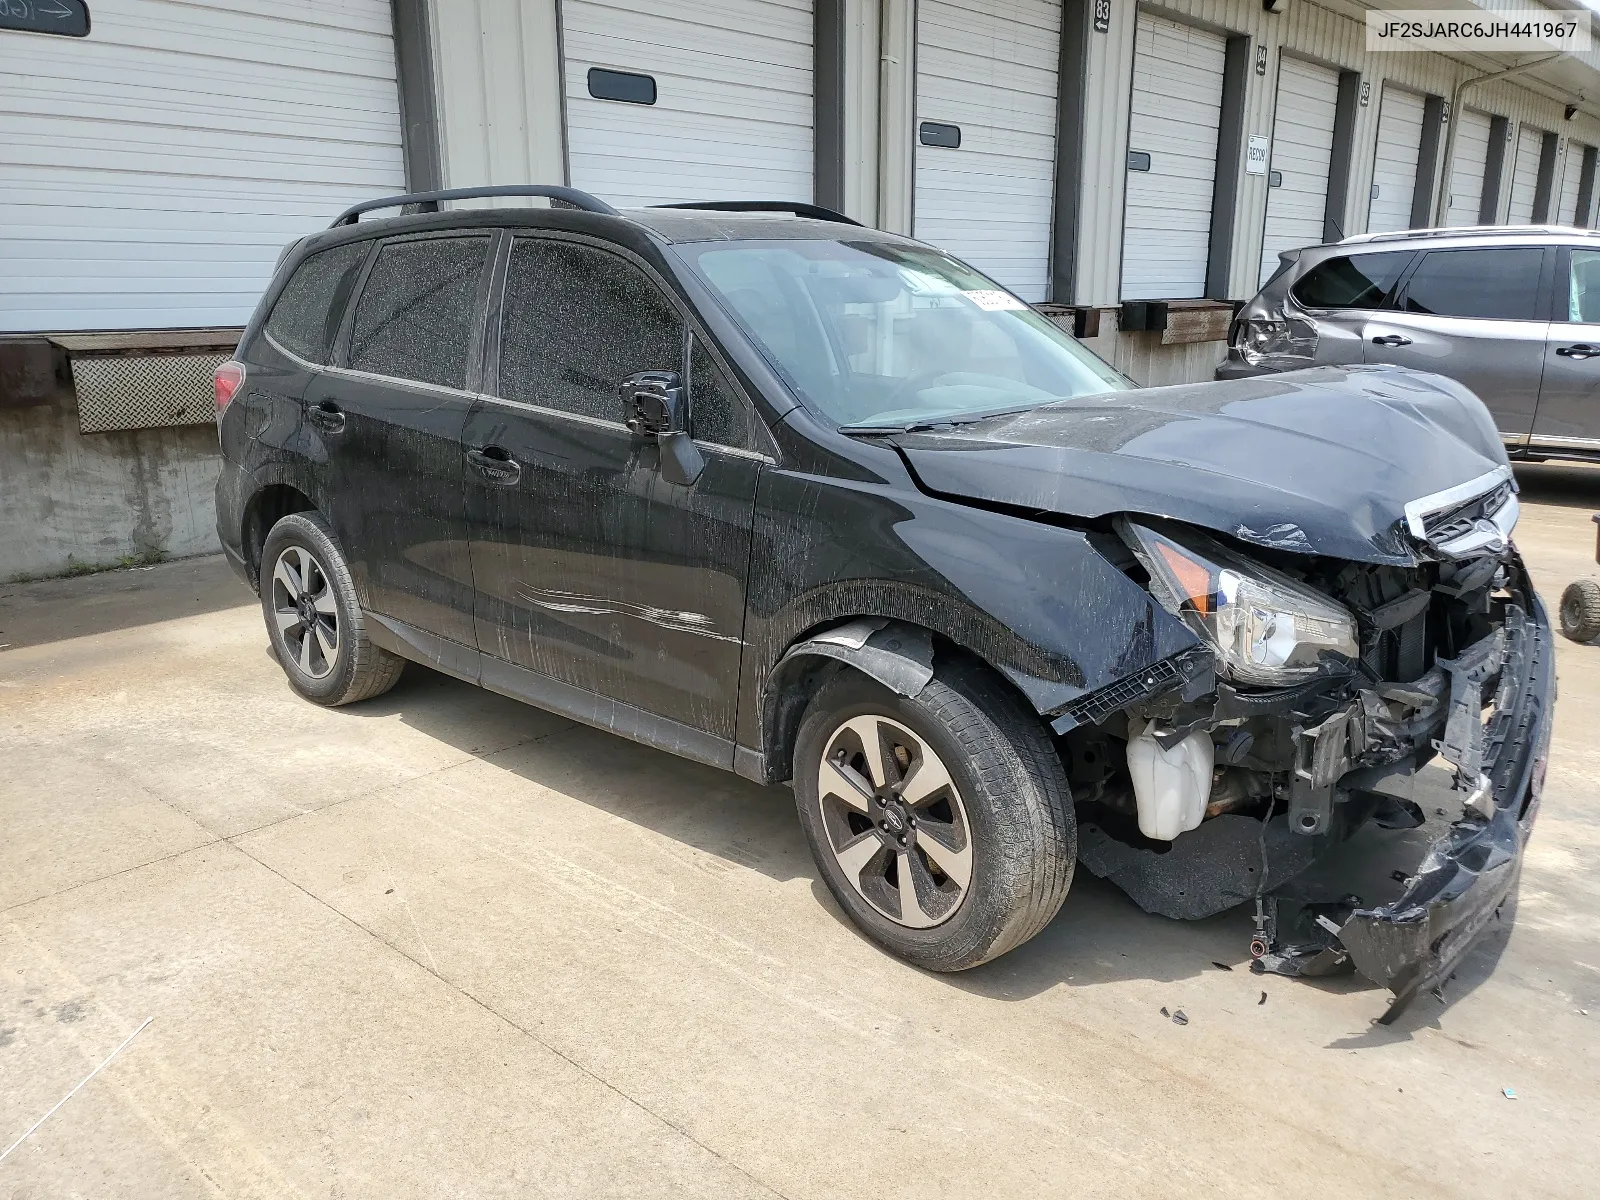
left=1533, top=244, right=1600, bottom=455
left=1361, top=245, right=1552, bottom=448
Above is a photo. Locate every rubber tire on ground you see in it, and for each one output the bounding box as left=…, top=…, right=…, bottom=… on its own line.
left=793, top=661, right=1076, bottom=972
left=260, top=512, right=406, bottom=706
left=1559, top=578, right=1600, bottom=643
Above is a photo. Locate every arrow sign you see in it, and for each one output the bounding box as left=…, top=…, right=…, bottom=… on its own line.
left=0, top=1, right=91, bottom=37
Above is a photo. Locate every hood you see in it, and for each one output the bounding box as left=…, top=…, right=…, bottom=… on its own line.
left=891, top=365, right=1510, bottom=565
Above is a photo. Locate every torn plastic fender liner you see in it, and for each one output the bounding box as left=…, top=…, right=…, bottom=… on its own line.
left=776, top=618, right=936, bottom=698
left=746, top=619, right=937, bottom=784
left=1337, top=599, right=1555, bottom=1023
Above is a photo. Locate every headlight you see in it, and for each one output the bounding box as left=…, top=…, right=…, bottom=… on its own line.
left=1122, top=523, right=1358, bottom=686
left=1233, top=317, right=1318, bottom=366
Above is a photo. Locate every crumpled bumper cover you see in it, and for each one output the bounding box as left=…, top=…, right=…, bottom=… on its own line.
left=1338, top=596, right=1555, bottom=1022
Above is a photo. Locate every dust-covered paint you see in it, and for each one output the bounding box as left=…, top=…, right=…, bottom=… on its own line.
left=214, top=200, right=1557, bottom=1003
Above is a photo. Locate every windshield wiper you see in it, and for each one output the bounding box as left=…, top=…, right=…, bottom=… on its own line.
left=838, top=421, right=942, bottom=435
left=839, top=402, right=1057, bottom=436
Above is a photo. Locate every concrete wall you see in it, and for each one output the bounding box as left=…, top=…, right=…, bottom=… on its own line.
left=1, top=385, right=221, bottom=584
left=1082, top=328, right=1230, bottom=388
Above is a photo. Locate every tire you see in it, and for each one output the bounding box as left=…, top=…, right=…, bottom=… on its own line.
left=793, top=661, right=1075, bottom=971
left=1560, top=578, right=1600, bottom=643
left=260, top=511, right=405, bottom=706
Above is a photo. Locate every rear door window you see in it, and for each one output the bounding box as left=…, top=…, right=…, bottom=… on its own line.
left=1399, top=247, right=1544, bottom=320
left=346, top=236, right=493, bottom=388
left=1562, top=247, right=1600, bottom=322
left=497, top=237, right=684, bottom=423
left=1291, top=252, right=1413, bottom=309
left=264, top=241, right=369, bottom=364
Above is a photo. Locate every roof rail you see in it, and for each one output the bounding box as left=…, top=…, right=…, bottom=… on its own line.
left=649, top=200, right=863, bottom=226
left=329, top=185, right=619, bottom=228
left=1340, top=223, right=1600, bottom=245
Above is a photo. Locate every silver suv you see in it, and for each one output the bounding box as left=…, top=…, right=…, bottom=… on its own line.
left=1222, top=226, right=1600, bottom=462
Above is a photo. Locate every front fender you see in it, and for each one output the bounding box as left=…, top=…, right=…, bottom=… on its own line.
left=735, top=466, right=1200, bottom=778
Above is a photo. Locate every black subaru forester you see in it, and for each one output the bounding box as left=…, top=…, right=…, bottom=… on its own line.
left=216, top=186, right=1554, bottom=1019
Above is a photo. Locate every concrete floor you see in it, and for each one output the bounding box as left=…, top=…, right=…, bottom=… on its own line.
left=2, top=466, right=1598, bottom=1199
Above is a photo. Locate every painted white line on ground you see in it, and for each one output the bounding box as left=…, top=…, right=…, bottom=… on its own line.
left=0, top=1016, right=154, bottom=1164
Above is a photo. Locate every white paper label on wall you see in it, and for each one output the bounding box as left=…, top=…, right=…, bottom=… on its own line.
left=1246, top=135, right=1270, bottom=175
left=962, top=289, right=1028, bottom=311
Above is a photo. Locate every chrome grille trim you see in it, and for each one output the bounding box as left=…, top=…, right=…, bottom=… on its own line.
left=1403, top=465, right=1518, bottom=558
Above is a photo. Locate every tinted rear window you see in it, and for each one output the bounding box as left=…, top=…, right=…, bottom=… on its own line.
left=1565, top=247, right=1600, bottom=322
left=263, top=241, right=368, bottom=364
left=1291, top=252, right=1413, bottom=309
left=1400, top=247, right=1543, bottom=320
left=347, top=236, right=490, bottom=389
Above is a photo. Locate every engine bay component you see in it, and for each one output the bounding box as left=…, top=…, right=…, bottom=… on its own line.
left=1125, top=716, right=1212, bottom=841
left=1070, top=513, right=1551, bottom=1019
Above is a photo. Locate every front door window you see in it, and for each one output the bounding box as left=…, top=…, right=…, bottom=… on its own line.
left=464, top=236, right=763, bottom=752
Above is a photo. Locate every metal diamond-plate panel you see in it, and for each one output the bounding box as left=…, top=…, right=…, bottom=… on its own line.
left=71, top=353, right=224, bottom=434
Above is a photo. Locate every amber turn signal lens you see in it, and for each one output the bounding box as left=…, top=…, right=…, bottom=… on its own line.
left=1155, top=541, right=1214, bottom=617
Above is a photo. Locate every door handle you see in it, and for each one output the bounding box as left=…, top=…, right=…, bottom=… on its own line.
left=1370, top=334, right=1413, bottom=347
left=307, top=400, right=344, bottom=433
left=1556, top=343, right=1600, bottom=359
left=467, top=445, right=521, bottom=483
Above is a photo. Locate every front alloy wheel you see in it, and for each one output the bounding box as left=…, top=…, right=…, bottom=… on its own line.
left=793, top=663, right=1076, bottom=971
left=818, top=715, right=973, bottom=928
left=270, top=545, right=341, bottom=679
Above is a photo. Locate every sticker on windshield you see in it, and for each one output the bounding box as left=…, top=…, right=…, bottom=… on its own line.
left=962, top=289, right=1027, bottom=311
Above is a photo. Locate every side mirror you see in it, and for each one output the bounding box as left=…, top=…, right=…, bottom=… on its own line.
left=620, top=370, right=703, bottom=487
left=622, top=371, right=685, bottom=436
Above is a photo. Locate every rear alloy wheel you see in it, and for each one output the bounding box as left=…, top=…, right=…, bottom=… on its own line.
left=259, top=511, right=405, bottom=706
left=270, top=545, right=340, bottom=680
left=1559, top=578, right=1600, bottom=643
left=794, top=663, right=1075, bottom=971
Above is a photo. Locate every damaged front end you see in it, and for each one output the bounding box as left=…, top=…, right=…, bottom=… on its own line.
left=1056, top=468, right=1554, bottom=1020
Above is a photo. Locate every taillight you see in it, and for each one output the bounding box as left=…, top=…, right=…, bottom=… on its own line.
left=1234, top=318, right=1318, bottom=366
left=215, top=361, right=245, bottom=412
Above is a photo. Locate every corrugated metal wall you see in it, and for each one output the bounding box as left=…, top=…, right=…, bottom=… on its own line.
left=419, top=0, right=1600, bottom=315
left=1068, top=0, right=1600, bottom=305
left=1, top=0, right=406, bottom=332
left=427, top=0, right=566, bottom=191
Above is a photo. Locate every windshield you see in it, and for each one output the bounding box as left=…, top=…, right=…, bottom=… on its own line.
left=677, top=239, right=1130, bottom=429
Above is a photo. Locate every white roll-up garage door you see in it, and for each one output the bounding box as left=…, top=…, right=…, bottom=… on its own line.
left=1259, top=56, right=1340, bottom=284
left=1559, top=142, right=1589, bottom=224
left=0, top=0, right=405, bottom=333
left=913, top=0, right=1062, bottom=302
left=1122, top=12, right=1227, bottom=300
left=1507, top=123, right=1544, bottom=224
left=1367, top=85, right=1425, bottom=233
left=1445, top=108, right=1493, bottom=226
left=562, top=0, right=813, bottom=209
